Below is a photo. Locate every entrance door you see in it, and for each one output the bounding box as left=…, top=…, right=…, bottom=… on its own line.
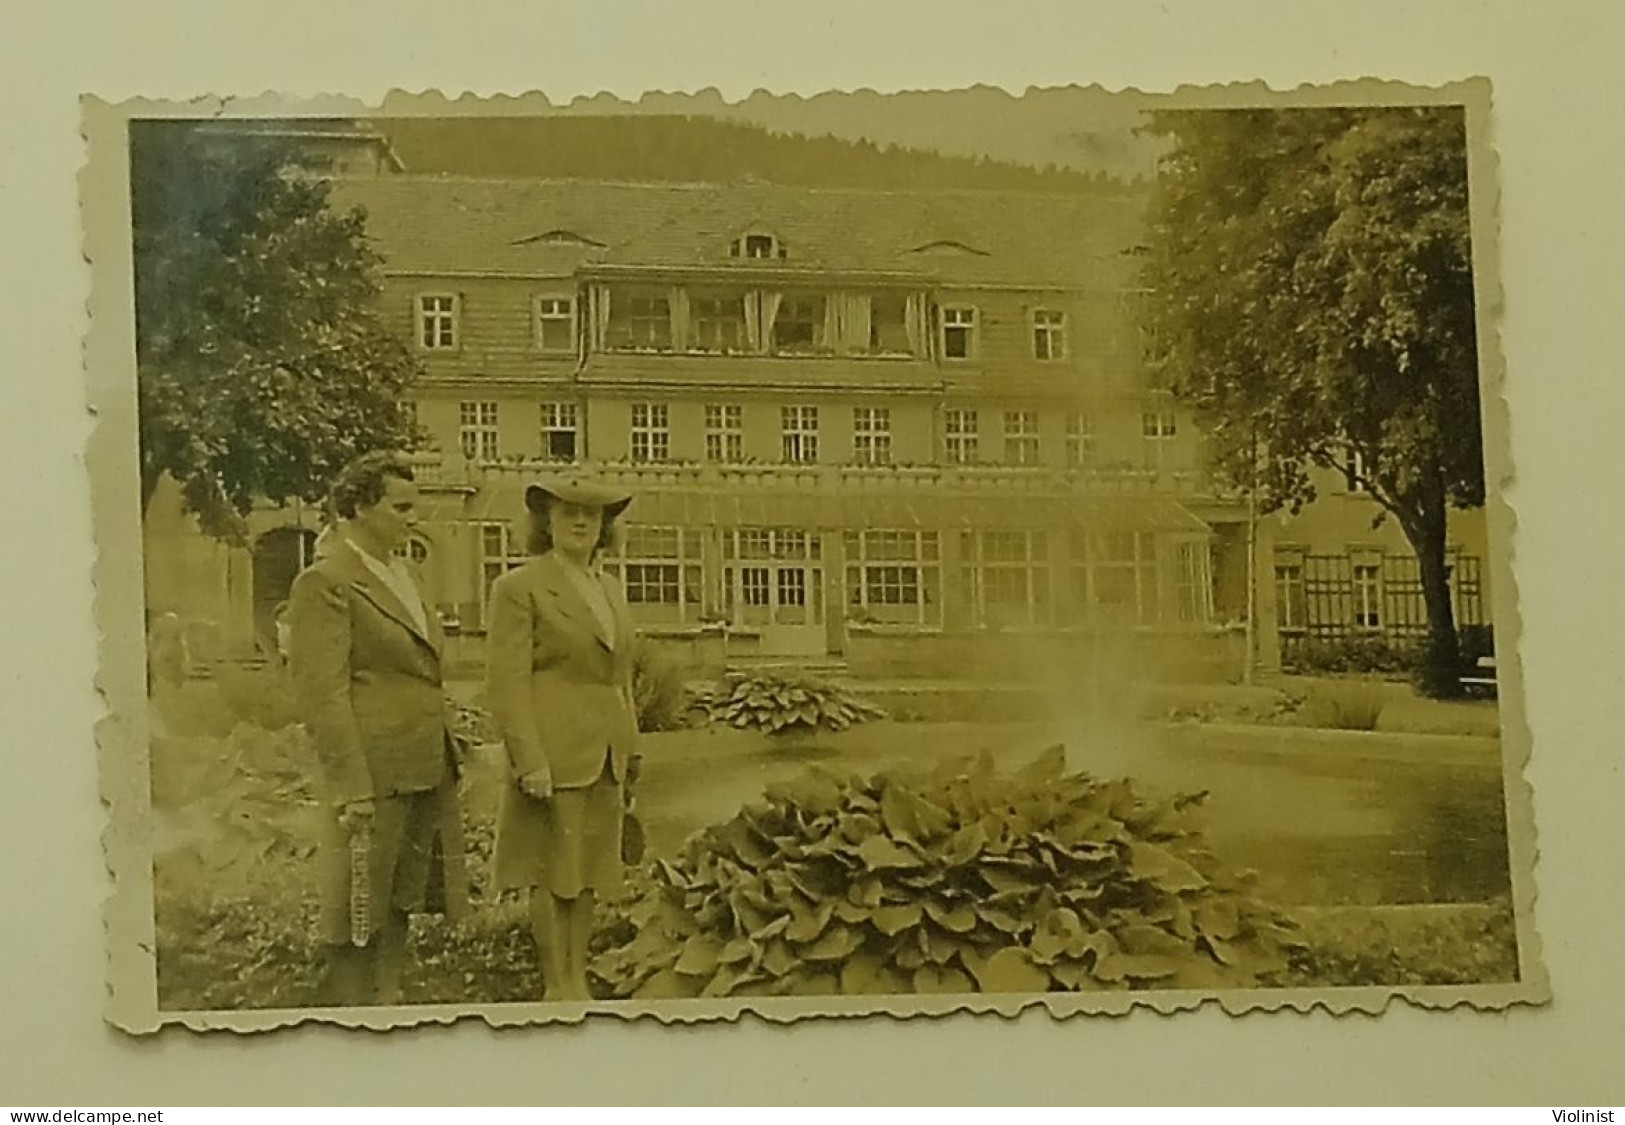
left=725, top=528, right=826, bottom=656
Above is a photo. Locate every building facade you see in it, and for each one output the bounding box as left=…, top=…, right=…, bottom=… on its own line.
left=142, top=161, right=1495, bottom=682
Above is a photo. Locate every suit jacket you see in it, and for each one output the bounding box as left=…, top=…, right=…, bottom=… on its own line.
left=485, top=552, right=640, bottom=790
left=287, top=543, right=452, bottom=806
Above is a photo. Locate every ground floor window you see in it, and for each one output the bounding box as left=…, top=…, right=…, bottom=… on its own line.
left=477, top=521, right=528, bottom=628
left=1275, top=554, right=1308, bottom=631
left=1173, top=539, right=1214, bottom=624
left=844, top=529, right=941, bottom=626
left=1070, top=532, right=1160, bottom=627
left=601, top=524, right=703, bottom=625
left=960, top=530, right=1051, bottom=628
left=1352, top=560, right=1382, bottom=629
left=1278, top=549, right=1488, bottom=660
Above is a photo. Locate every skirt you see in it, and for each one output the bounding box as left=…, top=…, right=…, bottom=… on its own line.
left=492, top=750, right=624, bottom=899
left=314, top=780, right=468, bottom=947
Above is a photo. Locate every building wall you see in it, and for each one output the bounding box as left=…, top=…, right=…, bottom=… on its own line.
left=140, top=217, right=1495, bottom=681
left=1273, top=466, right=1492, bottom=564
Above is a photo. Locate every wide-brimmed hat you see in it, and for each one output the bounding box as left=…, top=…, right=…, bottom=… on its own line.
left=524, top=473, right=633, bottom=517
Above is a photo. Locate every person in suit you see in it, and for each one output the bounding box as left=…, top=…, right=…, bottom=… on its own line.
left=485, top=474, right=642, bottom=1002
left=287, top=452, right=467, bottom=1007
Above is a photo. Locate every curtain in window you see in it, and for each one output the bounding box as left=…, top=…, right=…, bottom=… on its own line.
left=758, top=292, right=782, bottom=354
left=668, top=286, right=690, bottom=353
left=590, top=284, right=612, bottom=350
left=742, top=293, right=761, bottom=352
left=837, top=293, right=872, bottom=353
left=905, top=293, right=931, bottom=359
left=822, top=298, right=841, bottom=352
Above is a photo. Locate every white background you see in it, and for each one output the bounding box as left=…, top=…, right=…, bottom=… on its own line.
left=2, top=0, right=1622, bottom=1105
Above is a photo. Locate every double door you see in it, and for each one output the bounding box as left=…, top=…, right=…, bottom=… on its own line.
left=724, top=528, right=825, bottom=656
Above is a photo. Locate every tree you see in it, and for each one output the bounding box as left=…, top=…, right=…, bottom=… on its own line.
left=131, top=122, right=421, bottom=539
left=1139, top=106, right=1484, bottom=696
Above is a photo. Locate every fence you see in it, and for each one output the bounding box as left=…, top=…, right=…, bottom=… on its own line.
left=1279, top=552, right=1485, bottom=666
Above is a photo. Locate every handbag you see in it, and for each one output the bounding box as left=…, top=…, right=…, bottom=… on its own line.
left=621, top=753, right=646, bottom=865
left=621, top=805, right=646, bottom=866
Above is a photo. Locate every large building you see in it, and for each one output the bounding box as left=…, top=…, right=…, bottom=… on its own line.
left=141, top=140, right=1494, bottom=683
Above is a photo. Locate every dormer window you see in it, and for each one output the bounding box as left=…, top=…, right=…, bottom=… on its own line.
left=730, top=232, right=786, bottom=259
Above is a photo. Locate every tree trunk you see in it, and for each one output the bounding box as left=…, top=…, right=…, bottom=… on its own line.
left=1402, top=498, right=1463, bottom=699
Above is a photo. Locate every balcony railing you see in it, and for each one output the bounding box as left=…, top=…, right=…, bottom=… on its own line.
left=407, top=451, right=1222, bottom=499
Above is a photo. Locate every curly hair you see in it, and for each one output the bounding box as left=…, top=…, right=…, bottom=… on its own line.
left=525, top=492, right=620, bottom=558
left=331, top=451, right=415, bottom=519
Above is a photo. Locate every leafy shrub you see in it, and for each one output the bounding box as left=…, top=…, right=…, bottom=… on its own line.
left=696, top=671, right=886, bottom=735
left=1285, top=635, right=1419, bottom=678
left=593, top=747, right=1305, bottom=999
left=446, top=693, right=499, bottom=748
left=213, top=662, right=301, bottom=731
left=632, top=639, right=699, bottom=733
left=1285, top=628, right=1497, bottom=685
left=1293, top=681, right=1388, bottom=731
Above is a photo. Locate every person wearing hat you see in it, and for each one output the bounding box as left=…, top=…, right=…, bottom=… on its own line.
left=484, top=473, right=642, bottom=1002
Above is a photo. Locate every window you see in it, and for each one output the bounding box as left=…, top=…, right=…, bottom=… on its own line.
left=534, top=296, right=575, bottom=353
left=691, top=296, right=746, bottom=353
left=539, top=402, right=578, bottom=462
left=705, top=404, right=744, bottom=463
left=1004, top=411, right=1041, bottom=466
left=961, top=531, right=1050, bottom=628
left=1353, top=563, right=1382, bottom=629
left=601, top=526, right=704, bottom=625
left=478, top=522, right=527, bottom=626
left=843, top=530, right=941, bottom=626
left=728, top=527, right=820, bottom=562
left=722, top=528, right=824, bottom=627
left=417, top=294, right=458, bottom=350
left=1033, top=309, right=1067, bottom=360
left=1173, top=541, right=1212, bottom=625
left=607, top=293, right=671, bottom=350
left=1115, top=288, right=1156, bottom=359
left=630, top=403, right=670, bottom=464
left=852, top=407, right=892, bottom=465
left=1065, top=413, right=1095, bottom=467
left=392, top=536, right=430, bottom=566
left=941, top=307, right=977, bottom=360
left=782, top=405, right=820, bottom=464
left=1073, top=532, right=1160, bottom=626
left=1143, top=409, right=1179, bottom=471
left=774, top=297, right=822, bottom=352
left=944, top=409, right=979, bottom=464
left=458, top=401, right=499, bottom=462
left=1275, top=559, right=1307, bottom=631
left=1345, top=448, right=1370, bottom=493
left=869, top=293, right=912, bottom=354
left=731, top=233, right=784, bottom=259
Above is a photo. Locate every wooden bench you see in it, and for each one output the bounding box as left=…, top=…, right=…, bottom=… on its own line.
left=1460, top=655, right=1498, bottom=698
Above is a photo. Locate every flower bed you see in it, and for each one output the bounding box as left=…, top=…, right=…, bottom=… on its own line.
left=150, top=702, right=1518, bottom=1011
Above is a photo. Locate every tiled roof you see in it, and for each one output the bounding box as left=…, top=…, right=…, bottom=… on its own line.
left=327, top=175, right=1150, bottom=291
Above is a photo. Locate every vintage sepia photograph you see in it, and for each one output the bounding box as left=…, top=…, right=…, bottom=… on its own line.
left=84, top=82, right=1542, bottom=1030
